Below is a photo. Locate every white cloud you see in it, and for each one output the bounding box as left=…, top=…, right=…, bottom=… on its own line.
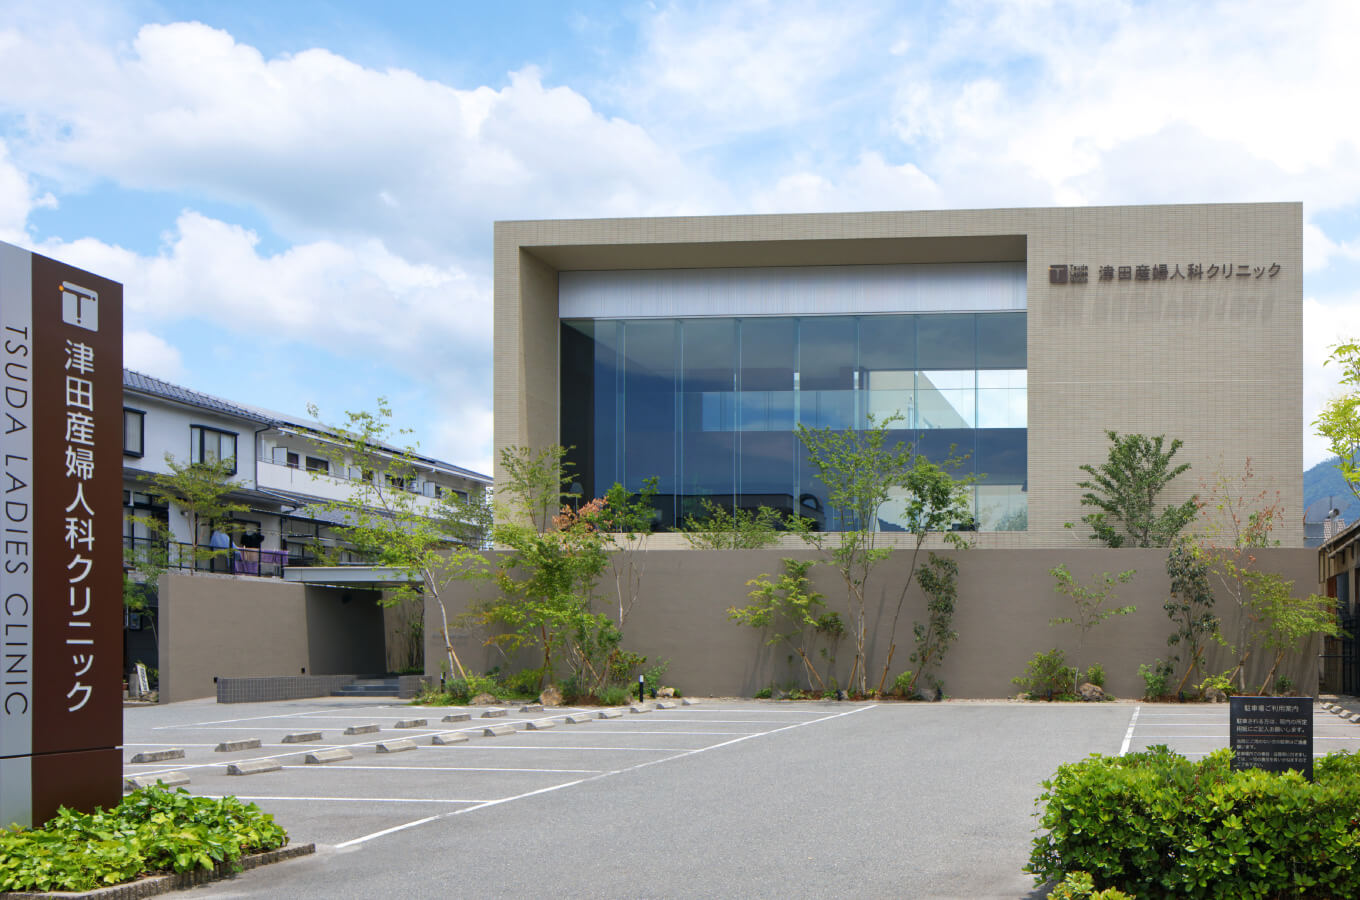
left=123, top=329, right=183, bottom=381
left=1304, top=295, right=1360, bottom=467
left=0, top=23, right=721, bottom=260
left=0, top=139, right=54, bottom=244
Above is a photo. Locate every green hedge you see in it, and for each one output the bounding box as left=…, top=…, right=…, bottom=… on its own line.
left=1028, top=746, right=1360, bottom=898
left=0, top=787, right=288, bottom=893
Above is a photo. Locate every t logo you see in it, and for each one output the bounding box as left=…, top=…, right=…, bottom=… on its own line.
left=60, top=282, right=98, bottom=332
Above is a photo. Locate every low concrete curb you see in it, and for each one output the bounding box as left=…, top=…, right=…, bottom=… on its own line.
left=124, top=772, right=189, bottom=791
left=304, top=749, right=353, bottom=764
left=393, top=719, right=427, bottom=729
left=520, top=703, right=544, bottom=712
left=597, top=709, right=623, bottom=719
left=281, top=732, right=323, bottom=743
left=481, top=709, right=507, bottom=718
left=681, top=698, right=699, bottom=706
left=482, top=723, right=516, bottom=737
left=376, top=739, right=417, bottom=753
left=128, top=749, right=184, bottom=764
left=655, top=701, right=678, bottom=709
left=564, top=714, right=594, bottom=724
left=525, top=719, right=556, bottom=730
left=0, top=843, right=315, bottom=899
left=344, top=724, right=380, bottom=735
left=215, top=739, right=262, bottom=752
left=628, top=705, right=652, bottom=714
left=442, top=713, right=470, bottom=723
left=227, top=760, right=282, bottom=776
left=432, top=732, right=469, bottom=745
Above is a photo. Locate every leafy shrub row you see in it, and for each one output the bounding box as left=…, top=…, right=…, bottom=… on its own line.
left=0, top=787, right=288, bottom=893
left=1029, top=746, right=1360, bottom=898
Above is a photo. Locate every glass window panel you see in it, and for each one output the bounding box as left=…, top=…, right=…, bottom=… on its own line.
left=681, top=319, right=736, bottom=392
left=621, top=320, right=676, bottom=496
left=977, top=484, right=1028, bottom=531
left=738, top=391, right=794, bottom=431
left=738, top=431, right=796, bottom=513
left=801, top=390, right=855, bottom=430
left=975, top=428, right=1027, bottom=485
left=859, top=315, right=915, bottom=376
left=917, top=314, right=975, bottom=369
left=976, top=312, right=1026, bottom=369
left=916, top=370, right=975, bottom=429
left=913, top=429, right=975, bottom=477
left=591, top=320, right=622, bottom=494
left=560, top=320, right=597, bottom=498
left=977, top=372, right=1027, bottom=429
left=799, top=316, right=856, bottom=391
left=739, top=318, right=795, bottom=392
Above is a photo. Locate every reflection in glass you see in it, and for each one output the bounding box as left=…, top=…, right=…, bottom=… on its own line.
left=560, top=311, right=1028, bottom=531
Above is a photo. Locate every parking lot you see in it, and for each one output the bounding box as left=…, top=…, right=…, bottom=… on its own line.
left=121, top=697, right=1360, bottom=899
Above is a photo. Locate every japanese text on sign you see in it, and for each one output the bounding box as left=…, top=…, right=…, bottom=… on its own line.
left=1048, top=262, right=1282, bottom=284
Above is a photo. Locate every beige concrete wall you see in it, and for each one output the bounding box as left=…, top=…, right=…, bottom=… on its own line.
left=494, top=203, right=1302, bottom=547
left=158, top=573, right=386, bottom=702
left=428, top=547, right=1321, bottom=700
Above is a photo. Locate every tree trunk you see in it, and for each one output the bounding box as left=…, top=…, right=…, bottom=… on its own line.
left=1257, top=649, right=1287, bottom=696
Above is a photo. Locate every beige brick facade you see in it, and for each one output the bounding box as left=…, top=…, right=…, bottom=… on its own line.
left=494, top=203, right=1302, bottom=548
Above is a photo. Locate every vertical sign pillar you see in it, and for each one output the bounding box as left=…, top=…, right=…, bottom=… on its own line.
left=0, top=242, right=122, bottom=827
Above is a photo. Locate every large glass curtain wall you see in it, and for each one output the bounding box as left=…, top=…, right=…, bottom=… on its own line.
left=560, top=312, right=1026, bottom=532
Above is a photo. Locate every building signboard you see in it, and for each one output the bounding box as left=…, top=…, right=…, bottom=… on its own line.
left=0, top=241, right=122, bottom=827
left=1229, top=696, right=1313, bottom=781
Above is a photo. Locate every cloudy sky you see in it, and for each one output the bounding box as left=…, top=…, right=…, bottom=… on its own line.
left=1, top=0, right=1358, bottom=475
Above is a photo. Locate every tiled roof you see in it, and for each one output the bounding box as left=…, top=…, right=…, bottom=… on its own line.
left=122, top=368, right=491, bottom=484
left=123, top=369, right=272, bottom=424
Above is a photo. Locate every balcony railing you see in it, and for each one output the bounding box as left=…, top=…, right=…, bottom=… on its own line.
left=123, top=536, right=290, bottom=578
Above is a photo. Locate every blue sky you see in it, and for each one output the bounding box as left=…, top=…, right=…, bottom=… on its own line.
left=2, top=0, right=1358, bottom=474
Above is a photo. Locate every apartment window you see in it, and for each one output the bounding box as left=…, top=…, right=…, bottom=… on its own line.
left=272, top=447, right=300, bottom=468
left=190, top=425, right=238, bottom=474
left=305, top=456, right=329, bottom=475
left=123, top=408, right=145, bottom=458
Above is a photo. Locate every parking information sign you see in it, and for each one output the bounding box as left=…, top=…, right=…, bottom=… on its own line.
left=0, top=241, right=123, bottom=827
left=1229, top=696, right=1313, bottom=781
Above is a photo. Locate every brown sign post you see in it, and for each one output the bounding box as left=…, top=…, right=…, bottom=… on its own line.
left=0, top=242, right=123, bottom=827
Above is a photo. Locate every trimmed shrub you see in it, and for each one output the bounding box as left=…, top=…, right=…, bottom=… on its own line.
left=1013, top=648, right=1077, bottom=700
left=1028, top=746, right=1360, bottom=898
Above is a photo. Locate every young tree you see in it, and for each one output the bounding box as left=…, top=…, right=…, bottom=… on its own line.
left=681, top=498, right=785, bottom=550
left=1314, top=338, right=1360, bottom=503
left=874, top=454, right=974, bottom=694
left=795, top=413, right=913, bottom=696
left=1194, top=458, right=1284, bottom=690
left=583, top=478, right=659, bottom=631
left=1245, top=571, right=1339, bottom=694
left=899, top=553, right=960, bottom=698
left=499, top=444, right=573, bottom=532
left=305, top=400, right=491, bottom=682
left=1163, top=540, right=1218, bottom=696
left=141, top=455, right=248, bottom=574
left=1076, top=431, right=1197, bottom=547
left=1048, top=564, right=1136, bottom=694
left=729, top=558, right=842, bottom=692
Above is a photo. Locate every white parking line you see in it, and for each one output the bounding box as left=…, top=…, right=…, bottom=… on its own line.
left=1119, top=705, right=1140, bottom=755
left=207, top=795, right=492, bottom=805
left=334, top=703, right=878, bottom=849
left=153, top=705, right=395, bottom=729
left=278, top=765, right=602, bottom=773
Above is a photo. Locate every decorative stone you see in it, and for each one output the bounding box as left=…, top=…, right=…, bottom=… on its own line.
left=538, top=684, right=564, bottom=707
left=1205, top=688, right=1228, bottom=703
left=658, top=687, right=676, bottom=698
left=129, top=748, right=185, bottom=763
left=1077, top=683, right=1105, bottom=702
left=470, top=692, right=499, bottom=705
left=125, top=772, right=189, bottom=790
left=215, top=739, right=262, bottom=752
left=304, top=749, right=353, bottom=764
